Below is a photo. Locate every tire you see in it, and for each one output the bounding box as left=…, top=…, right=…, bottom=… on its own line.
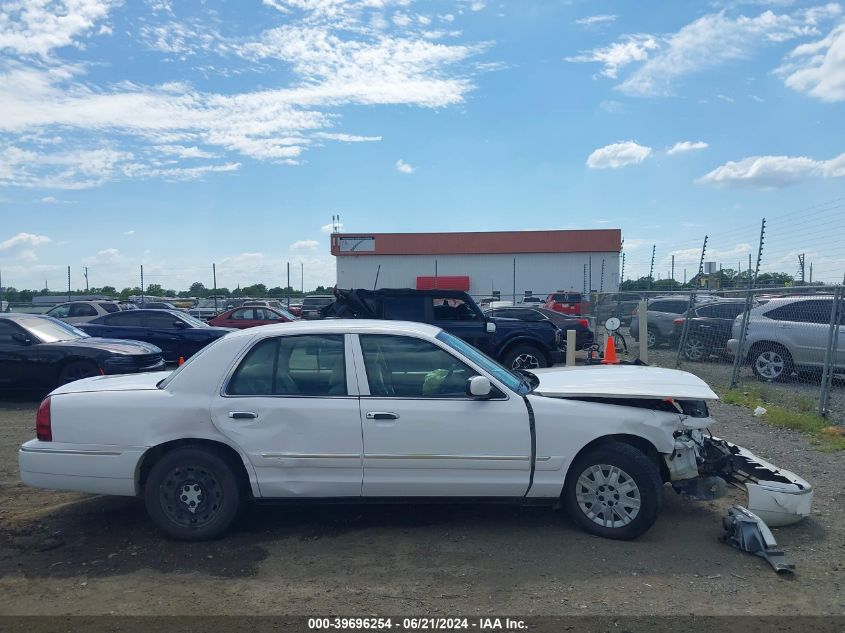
left=646, top=328, right=658, bottom=349
left=682, top=335, right=708, bottom=362
left=57, top=360, right=98, bottom=385
left=501, top=344, right=548, bottom=370
left=563, top=443, right=663, bottom=540
left=750, top=344, right=794, bottom=382
left=144, top=447, right=242, bottom=541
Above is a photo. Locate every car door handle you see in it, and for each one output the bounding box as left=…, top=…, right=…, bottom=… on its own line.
left=228, top=411, right=257, bottom=420
left=366, top=412, right=400, bottom=420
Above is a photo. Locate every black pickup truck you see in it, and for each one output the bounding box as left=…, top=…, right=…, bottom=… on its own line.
left=322, top=288, right=565, bottom=370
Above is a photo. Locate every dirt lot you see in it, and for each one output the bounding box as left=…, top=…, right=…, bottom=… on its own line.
left=0, top=398, right=843, bottom=616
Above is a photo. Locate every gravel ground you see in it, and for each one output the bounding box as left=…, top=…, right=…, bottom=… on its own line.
left=0, top=397, right=842, bottom=616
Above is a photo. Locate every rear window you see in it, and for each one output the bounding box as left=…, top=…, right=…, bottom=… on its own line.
left=98, top=302, right=120, bottom=313
left=303, top=296, right=334, bottom=307
left=551, top=293, right=581, bottom=302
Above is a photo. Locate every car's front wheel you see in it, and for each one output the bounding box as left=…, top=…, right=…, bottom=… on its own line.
left=563, top=443, right=663, bottom=540
left=57, top=360, right=98, bottom=385
left=144, top=447, right=242, bottom=540
left=682, top=335, right=708, bottom=362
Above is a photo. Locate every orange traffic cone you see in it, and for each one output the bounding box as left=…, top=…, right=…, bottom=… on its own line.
left=601, top=334, right=619, bottom=365
left=178, top=356, right=185, bottom=366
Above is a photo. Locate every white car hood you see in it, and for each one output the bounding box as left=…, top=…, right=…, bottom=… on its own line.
left=51, top=371, right=171, bottom=395
left=531, top=365, right=718, bottom=401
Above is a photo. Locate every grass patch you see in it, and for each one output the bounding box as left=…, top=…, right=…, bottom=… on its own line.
left=721, top=385, right=845, bottom=451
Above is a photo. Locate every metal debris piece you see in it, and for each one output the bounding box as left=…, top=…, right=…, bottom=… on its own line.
left=721, top=505, right=795, bottom=575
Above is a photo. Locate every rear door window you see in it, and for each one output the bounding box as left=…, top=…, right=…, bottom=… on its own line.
left=650, top=300, right=688, bottom=314
left=382, top=296, right=426, bottom=321
left=227, top=334, right=346, bottom=396
left=765, top=300, right=834, bottom=324
left=104, top=312, right=145, bottom=326
left=69, top=303, right=98, bottom=317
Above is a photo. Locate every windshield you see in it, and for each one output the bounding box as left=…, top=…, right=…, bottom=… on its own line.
left=435, top=330, right=524, bottom=393
left=22, top=317, right=90, bottom=342
left=276, top=308, right=297, bottom=320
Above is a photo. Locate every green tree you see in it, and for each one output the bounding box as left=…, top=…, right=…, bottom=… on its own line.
left=146, top=283, right=163, bottom=296
left=189, top=282, right=207, bottom=297
left=100, top=285, right=117, bottom=295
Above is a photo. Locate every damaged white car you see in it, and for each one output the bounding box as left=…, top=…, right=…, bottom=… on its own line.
left=19, top=320, right=812, bottom=541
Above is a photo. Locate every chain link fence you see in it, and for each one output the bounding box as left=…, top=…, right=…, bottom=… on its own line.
left=578, top=287, right=844, bottom=424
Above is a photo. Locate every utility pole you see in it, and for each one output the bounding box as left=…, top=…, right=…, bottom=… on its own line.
left=212, top=263, right=218, bottom=315
left=84, top=267, right=89, bottom=292
left=286, top=261, right=290, bottom=308
left=301, top=262, right=304, bottom=294
left=671, top=255, right=675, bottom=283
left=647, top=245, right=656, bottom=290
left=140, top=265, right=144, bottom=306
left=67, top=266, right=71, bottom=302
left=798, top=253, right=805, bottom=284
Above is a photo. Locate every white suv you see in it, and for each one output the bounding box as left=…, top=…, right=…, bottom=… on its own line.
left=727, top=296, right=844, bottom=381
left=45, top=300, right=122, bottom=324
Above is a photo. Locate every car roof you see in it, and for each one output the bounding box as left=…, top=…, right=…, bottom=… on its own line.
left=109, top=309, right=185, bottom=316
left=223, top=319, right=441, bottom=339
left=0, top=313, right=55, bottom=323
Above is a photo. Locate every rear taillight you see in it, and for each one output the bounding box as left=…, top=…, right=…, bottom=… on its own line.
left=578, top=319, right=589, bottom=328
left=631, top=308, right=638, bottom=316
left=673, top=318, right=684, bottom=325
left=36, top=397, right=52, bottom=441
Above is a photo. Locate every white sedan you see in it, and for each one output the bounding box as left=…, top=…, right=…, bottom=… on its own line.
left=19, top=320, right=812, bottom=541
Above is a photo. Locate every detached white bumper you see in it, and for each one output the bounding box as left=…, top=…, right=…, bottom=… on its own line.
left=19, top=440, right=143, bottom=497
left=727, top=441, right=813, bottom=527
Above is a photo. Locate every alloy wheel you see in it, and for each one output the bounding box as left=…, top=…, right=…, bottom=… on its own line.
left=575, top=464, right=642, bottom=528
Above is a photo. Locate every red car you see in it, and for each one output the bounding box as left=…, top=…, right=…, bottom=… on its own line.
left=544, top=291, right=588, bottom=316
left=207, top=306, right=296, bottom=329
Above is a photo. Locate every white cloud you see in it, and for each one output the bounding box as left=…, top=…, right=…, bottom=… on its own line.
left=313, top=132, right=382, bottom=142
left=470, top=2, right=485, bottom=11
left=697, top=152, right=845, bottom=188
left=778, top=22, right=845, bottom=102
left=599, top=99, right=623, bottom=113
left=290, top=239, right=320, bottom=250
left=123, top=229, right=135, bottom=235
left=36, top=195, right=76, bottom=204
left=155, top=145, right=219, bottom=159
left=0, top=232, right=52, bottom=250
left=566, top=35, right=658, bottom=79
left=395, top=158, right=415, bottom=173
left=0, top=3, right=484, bottom=189
left=717, top=93, right=735, bottom=103
left=321, top=222, right=344, bottom=233
left=567, top=7, right=841, bottom=96
left=667, top=140, right=709, bottom=155
left=575, top=14, right=618, bottom=26
left=0, top=0, right=120, bottom=58
left=587, top=141, right=652, bottom=169
left=82, top=247, right=123, bottom=265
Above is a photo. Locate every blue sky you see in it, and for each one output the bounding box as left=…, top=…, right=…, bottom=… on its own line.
left=1, top=0, right=844, bottom=292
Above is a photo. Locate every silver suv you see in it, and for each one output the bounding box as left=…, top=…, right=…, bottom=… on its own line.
left=727, top=296, right=844, bottom=381
left=630, top=296, right=716, bottom=347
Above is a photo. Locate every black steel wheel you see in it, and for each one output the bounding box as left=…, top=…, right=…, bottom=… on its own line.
left=144, top=447, right=242, bottom=540
left=58, top=360, right=98, bottom=385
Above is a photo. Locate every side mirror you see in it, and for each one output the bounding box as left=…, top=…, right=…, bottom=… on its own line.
left=466, top=375, right=492, bottom=399
left=12, top=333, right=32, bottom=345
left=485, top=321, right=496, bottom=334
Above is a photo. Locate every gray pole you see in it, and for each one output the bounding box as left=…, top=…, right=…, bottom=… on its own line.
left=676, top=235, right=707, bottom=367
left=67, top=266, right=71, bottom=302
left=286, top=262, right=290, bottom=308
left=589, top=256, right=593, bottom=293
left=434, top=259, right=438, bottom=289
left=213, top=263, right=218, bottom=315
left=512, top=257, right=517, bottom=305
left=819, top=285, right=841, bottom=416
left=301, top=262, right=304, bottom=294
left=671, top=255, right=675, bottom=283
left=140, top=265, right=144, bottom=306
left=84, top=267, right=89, bottom=292
left=647, top=245, right=655, bottom=290
left=731, top=220, right=766, bottom=388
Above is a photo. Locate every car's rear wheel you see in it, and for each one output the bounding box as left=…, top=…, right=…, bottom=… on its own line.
left=750, top=344, right=793, bottom=382
left=57, top=360, right=98, bottom=385
left=563, top=443, right=663, bottom=540
left=502, top=344, right=548, bottom=370
left=144, top=447, right=242, bottom=541
left=646, top=328, right=658, bottom=348
left=682, top=335, right=707, bottom=362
